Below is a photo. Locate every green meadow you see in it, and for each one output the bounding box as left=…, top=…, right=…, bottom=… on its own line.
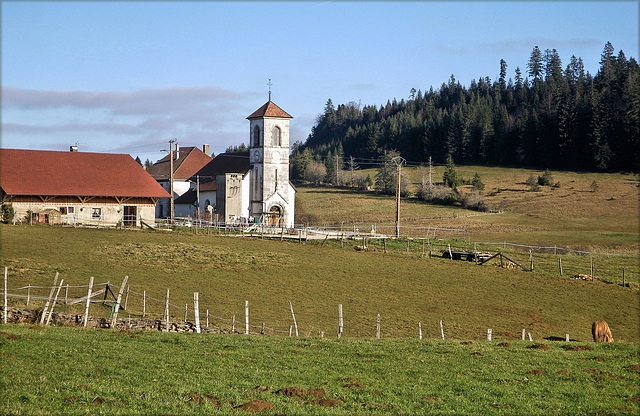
left=1, top=167, right=638, bottom=414
left=1, top=326, right=639, bottom=415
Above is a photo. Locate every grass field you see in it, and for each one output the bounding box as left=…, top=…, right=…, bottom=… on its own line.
left=1, top=325, right=639, bottom=415
left=1, top=225, right=638, bottom=342
left=297, top=167, right=640, bottom=252
left=1, top=166, right=638, bottom=415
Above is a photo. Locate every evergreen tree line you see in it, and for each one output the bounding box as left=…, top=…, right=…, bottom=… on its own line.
left=291, top=42, right=639, bottom=178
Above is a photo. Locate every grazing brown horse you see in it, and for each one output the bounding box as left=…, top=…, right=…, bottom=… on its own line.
left=592, top=320, right=614, bottom=342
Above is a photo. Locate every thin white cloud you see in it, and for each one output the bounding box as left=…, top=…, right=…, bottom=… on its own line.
left=1, top=86, right=257, bottom=161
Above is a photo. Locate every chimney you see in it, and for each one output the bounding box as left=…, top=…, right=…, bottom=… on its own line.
left=175, top=142, right=180, bottom=160
left=203, top=144, right=210, bottom=156
left=70, top=145, right=78, bottom=152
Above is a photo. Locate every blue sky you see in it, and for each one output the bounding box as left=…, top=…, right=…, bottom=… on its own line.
left=2, top=1, right=638, bottom=163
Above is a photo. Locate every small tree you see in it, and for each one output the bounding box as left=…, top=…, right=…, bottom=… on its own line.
left=526, top=174, right=540, bottom=191
left=443, top=154, right=459, bottom=189
left=304, top=162, right=327, bottom=185
left=471, top=173, right=485, bottom=191
left=1, top=203, right=15, bottom=224
left=537, top=169, right=554, bottom=186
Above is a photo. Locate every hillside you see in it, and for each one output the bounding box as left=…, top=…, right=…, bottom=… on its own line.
left=295, top=166, right=640, bottom=252
left=292, top=43, right=639, bottom=174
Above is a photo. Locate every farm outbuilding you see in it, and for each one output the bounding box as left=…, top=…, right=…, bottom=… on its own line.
left=146, top=145, right=212, bottom=219
left=0, top=148, right=170, bottom=227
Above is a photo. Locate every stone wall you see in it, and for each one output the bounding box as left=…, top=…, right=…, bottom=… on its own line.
left=1, top=307, right=233, bottom=334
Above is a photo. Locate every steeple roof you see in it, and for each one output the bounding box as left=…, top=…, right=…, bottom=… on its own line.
left=246, top=100, right=292, bottom=120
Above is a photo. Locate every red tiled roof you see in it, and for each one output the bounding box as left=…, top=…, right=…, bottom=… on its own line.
left=147, top=146, right=212, bottom=180
left=0, top=149, right=170, bottom=198
left=247, top=101, right=293, bottom=119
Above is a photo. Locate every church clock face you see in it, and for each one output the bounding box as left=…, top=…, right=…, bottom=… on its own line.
left=272, top=150, right=281, bottom=163
left=254, top=150, right=261, bottom=162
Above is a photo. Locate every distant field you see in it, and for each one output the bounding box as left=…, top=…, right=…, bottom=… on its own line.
left=1, top=325, right=639, bottom=415
left=296, top=167, right=640, bottom=252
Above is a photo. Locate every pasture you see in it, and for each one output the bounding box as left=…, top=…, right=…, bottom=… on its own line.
left=1, top=325, right=639, bottom=415
left=1, top=166, right=638, bottom=414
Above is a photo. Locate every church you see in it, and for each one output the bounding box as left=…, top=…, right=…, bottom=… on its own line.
left=185, top=98, right=296, bottom=228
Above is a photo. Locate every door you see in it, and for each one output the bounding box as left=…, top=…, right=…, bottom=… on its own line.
left=123, top=206, right=137, bottom=226
left=268, top=205, right=281, bottom=227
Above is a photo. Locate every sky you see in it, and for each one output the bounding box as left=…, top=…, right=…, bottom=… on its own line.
left=2, top=1, right=638, bottom=163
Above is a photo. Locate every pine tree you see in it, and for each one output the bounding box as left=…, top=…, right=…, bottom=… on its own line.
left=442, top=154, right=459, bottom=188
left=528, top=46, right=543, bottom=81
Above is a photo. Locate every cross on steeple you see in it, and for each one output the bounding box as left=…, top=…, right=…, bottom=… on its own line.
left=267, top=78, right=272, bottom=101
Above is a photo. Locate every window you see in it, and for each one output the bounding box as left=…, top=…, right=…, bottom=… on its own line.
left=91, top=208, right=102, bottom=219
left=253, top=126, right=261, bottom=147
left=272, top=126, right=281, bottom=146
left=60, top=207, right=75, bottom=215
left=67, top=207, right=75, bottom=214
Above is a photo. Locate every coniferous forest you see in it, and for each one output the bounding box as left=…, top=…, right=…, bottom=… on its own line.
left=291, top=43, right=639, bottom=179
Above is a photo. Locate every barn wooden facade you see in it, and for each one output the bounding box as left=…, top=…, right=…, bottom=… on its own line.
left=0, top=149, right=170, bottom=227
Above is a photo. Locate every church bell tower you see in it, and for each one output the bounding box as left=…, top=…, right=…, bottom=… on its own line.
left=247, top=89, right=293, bottom=227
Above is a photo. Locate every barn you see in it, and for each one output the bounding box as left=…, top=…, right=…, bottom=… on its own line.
left=0, top=148, right=170, bottom=227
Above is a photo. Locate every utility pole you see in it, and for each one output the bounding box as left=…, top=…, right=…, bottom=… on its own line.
left=392, top=156, right=406, bottom=238
left=428, top=156, right=433, bottom=189
left=196, top=175, right=200, bottom=221
left=169, top=139, right=175, bottom=224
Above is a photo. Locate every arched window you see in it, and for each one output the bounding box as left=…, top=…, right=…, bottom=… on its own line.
left=272, top=126, right=281, bottom=147
left=253, top=126, right=261, bottom=147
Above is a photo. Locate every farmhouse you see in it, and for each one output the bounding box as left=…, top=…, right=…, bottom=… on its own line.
left=146, top=145, right=212, bottom=218
left=0, top=148, right=170, bottom=227
left=186, top=99, right=296, bottom=227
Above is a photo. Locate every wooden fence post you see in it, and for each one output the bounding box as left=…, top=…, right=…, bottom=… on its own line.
left=338, top=304, right=343, bottom=338
left=418, top=322, right=422, bottom=340
left=164, top=288, right=170, bottom=332
left=143, top=290, right=146, bottom=318
left=194, top=292, right=201, bottom=334
left=487, top=328, right=492, bottom=341
left=206, top=309, right=209, bottom=329
left=3, top=267, right=7, bottom=324
left=40, top=272, right=59, bottom=324
left=124, top=285, right=130, bottom=310
left=384, top=238, right=387, bottom=254
left=288, top=301, right=299, bottom=337
left=439, top=320, right=445, bottom=340
left=565, top=334, right=570, bottom=342
left=103, top=282, right=110, bottom=305
left=45, top=279, right=64, bottom=326
left=559, top=258, right=563, bottom=276
left=448, top=244, right=453, bottom=261
left=407, top=239, right=410, bottom=255
left=622, top=268, right=625, bottom=287
left=82, top=276, right=94, bottom=327
left=110, top=276, right=128, bottom=328
left=64, top=285, right=68, bottom=306
left=245, top=300, right=249, bottom=335
left=591, top=257, right=594, bottom=281
left=26, top=285, right=30, bottom=307
left=184, top=304, right=188, bottom=322
left=522, top=328, right=526, bottom=341
left=232, top=314, right=235, bottom=333
left=376, top=314, right=381, bottom=339
left=529, top=250, right=533, bottom=271
left=528, top=332, right=533, bottom=341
